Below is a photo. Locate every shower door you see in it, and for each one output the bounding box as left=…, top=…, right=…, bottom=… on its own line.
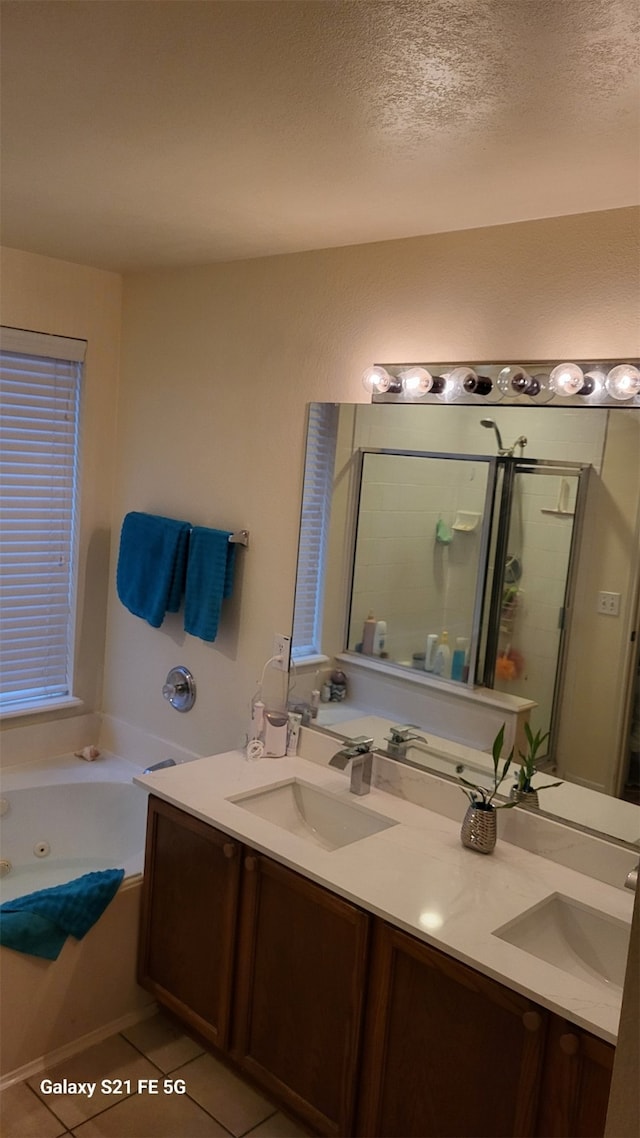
left=347, top=450, right=497, bottom=684
left=482, top=459, right=589, bottom=756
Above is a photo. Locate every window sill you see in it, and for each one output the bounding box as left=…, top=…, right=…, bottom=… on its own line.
left=290, top=653, right=330, bottom=669
left=0, top=696, right=83, bottom=721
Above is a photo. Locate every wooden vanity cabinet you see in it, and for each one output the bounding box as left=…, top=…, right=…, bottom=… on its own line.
left=232, top=850, right=371, bottom=1137
left=357, top=921, right=548, bottom=1138
left=535, top=1015, right=615, bottom=1138
left=137, top=796, right=241, bottom=1049
left=138, top=798, right=615, bottom=1138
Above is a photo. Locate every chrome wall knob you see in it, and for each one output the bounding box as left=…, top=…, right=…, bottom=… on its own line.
left=162, top=666, right=196, bottom=712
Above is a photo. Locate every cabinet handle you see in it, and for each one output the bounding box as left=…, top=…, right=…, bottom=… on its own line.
left=222, top=842, right=236, bottom=859
left=559, top=1033, right=580, bottom=1056
left=522, top=1011, right=542, bottom=1033
left=245, top=855, right=257, bottom=872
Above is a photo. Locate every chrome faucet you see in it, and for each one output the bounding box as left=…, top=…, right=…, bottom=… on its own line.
left=624, top=861, right=638, bottom=892
left=329, top=736, right=374, bottom=796
left=384, top=725, right=428, bottom=759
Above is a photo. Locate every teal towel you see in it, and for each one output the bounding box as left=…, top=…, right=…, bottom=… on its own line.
left=117, top=512, right=191, bottom=627
left=184, top=526, right=236, bottom=642
left=0, top=869, right=125, bottom=960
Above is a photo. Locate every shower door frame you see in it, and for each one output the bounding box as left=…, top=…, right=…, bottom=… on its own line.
left=480, top=457, right=591, bottom=758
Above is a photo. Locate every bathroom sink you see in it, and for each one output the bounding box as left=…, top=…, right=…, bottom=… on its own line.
left=227, top=779, right=397, bottom=850
left=493, top=894, right=631, bottom=990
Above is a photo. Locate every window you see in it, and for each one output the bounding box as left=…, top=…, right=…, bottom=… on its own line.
left=0, top=327, right=86, bottom=715
left=291, top=402, right=338, bottom=662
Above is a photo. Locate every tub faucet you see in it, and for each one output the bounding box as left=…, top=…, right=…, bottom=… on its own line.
left=143, top=758, right=177, bottom=775
left=624, top=861, right=638, bottom=892
left=384, top=725, right=428, bottom=759
left=329, top=737, right=374, bottom=796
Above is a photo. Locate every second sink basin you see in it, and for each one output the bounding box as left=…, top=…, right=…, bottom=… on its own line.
left=228, top=778, right=397, bottom=850
left=493, top=893, right=631, bottom=990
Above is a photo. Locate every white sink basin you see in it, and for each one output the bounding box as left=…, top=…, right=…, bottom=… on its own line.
left=493, top=893, right=631, bottom=990
left=228, top=779, right=397, bottom=851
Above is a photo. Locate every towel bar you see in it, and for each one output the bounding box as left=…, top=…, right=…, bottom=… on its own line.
left=229, top=530, right=249, bottom=546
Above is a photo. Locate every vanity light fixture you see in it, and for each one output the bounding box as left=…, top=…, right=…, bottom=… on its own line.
left=362, top=359, right=640, bottom=407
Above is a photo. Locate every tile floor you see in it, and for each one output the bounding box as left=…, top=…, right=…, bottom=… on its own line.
left=1, top=1012, right=313, bottom=1138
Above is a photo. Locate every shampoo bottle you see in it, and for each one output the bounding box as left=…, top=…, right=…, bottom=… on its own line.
left=373, top=620, right=387, bottom=656
left=433, top=631, right=451, bottom=678
left=362, top=612, right=377, bottom=655
left=451, top=637, right=469, bottom=682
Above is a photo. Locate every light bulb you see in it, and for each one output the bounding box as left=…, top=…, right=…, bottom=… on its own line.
left=399, top=367, right=433, bottom=397
left=580, top=370, right=607, bottom=404
left=549, top=363, right=585, bottom=397
left=605, top=364, right=640, bottom=401
left=497, top=365, right=535, bottom=398
left=362, top=366, right=392, bottom=395
left=528, top=373, right=555, bottom=403
left=436, top=370, right=463, bottom=402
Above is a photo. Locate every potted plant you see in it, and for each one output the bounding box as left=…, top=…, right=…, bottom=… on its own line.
left=510, top=723, right=562, bottom=808
left=458, top=724, right=517, bottom=853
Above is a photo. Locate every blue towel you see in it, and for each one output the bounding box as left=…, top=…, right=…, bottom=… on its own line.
left=0, top=868, right=125, bottom=960
left=184, top=526, right=236, bottom=642
left=117, top=512, right=191, bottom=627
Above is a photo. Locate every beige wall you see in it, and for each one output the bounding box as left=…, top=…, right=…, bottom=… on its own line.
left=101, top=207, right=639, bottom=757
left=0, top=247, right=122, bottom=738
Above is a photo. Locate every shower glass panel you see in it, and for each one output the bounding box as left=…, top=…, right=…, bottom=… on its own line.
left=347, top=451, right=494, bottom=682
left=487, top=462, right=587, bottom=754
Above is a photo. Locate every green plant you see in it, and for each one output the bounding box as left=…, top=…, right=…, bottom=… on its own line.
left=459, top=724, right=517, bottom=810
left=515, top=722, right=562, bottom=792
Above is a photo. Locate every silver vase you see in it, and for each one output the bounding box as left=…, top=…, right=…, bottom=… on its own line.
left=510, top=786, right=540, bottom=808
left=460, top=804, right=497, bottom=854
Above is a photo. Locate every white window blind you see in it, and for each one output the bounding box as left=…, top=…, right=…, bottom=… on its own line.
left=0, top=328, right=85, bottom=714
left=291, top=402, right=338, bottom=661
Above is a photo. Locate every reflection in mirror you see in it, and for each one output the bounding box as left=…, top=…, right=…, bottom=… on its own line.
left=292, top=402, right=640, bottom=848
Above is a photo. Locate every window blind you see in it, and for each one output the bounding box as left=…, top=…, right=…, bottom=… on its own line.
left=0, top=328, right=85, bottom=713
left=291, top=402, right=338, bottom=661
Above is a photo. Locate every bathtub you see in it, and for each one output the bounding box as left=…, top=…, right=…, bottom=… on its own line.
left=0, top=752, right=154, bottom=1084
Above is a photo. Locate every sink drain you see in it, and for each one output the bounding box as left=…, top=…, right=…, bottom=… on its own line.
left=34, top=841, right=51, bottom=858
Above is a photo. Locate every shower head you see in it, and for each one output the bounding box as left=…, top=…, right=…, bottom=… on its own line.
left=480, top=418, right=527, bottom=458
left=480, top=418, right=505, bottom=453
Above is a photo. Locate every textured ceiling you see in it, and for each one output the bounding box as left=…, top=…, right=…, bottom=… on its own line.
left=1, top=0, right=639, bottom=271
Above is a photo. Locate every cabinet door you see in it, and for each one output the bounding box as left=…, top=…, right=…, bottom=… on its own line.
left=358, top=921, right=547, bottom=1138
left=232, top=851, right=370, bottom=1137
left=535, top=1015, right=615, bottom=1138
left=138, top=796, right=241, bottom=1049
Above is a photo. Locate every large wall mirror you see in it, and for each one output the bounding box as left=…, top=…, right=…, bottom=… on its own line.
left=292, top=399, right=640, bottom=849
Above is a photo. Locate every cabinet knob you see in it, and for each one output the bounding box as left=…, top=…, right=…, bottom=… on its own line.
left=222, top=842, right=236, bottom=859
left=559, top=1032, right=580, bottom=1056
left=522, top=1011, right=542, bottom=1033
left=245, top=855, right=257, bottom=872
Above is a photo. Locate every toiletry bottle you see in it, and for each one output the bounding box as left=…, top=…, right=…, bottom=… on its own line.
left=373, top=620, right=387, bottom=656
left=451, top=637, right=468, bottom=682
left=424, top=633, right=438, bottom=672
left=362, top=612, right=377, bottom=655
left=286, top=711, right=302, bottom=756
left=433, top=631, right=451, bottom=678
left=310, top=688, right=320, bottom=718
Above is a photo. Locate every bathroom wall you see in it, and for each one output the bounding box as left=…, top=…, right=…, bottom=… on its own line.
left=0, top=247, right=122, bottom=745
left=0, top=208, right=637, bottom=763
left=101, top=206, right=639, bottom=759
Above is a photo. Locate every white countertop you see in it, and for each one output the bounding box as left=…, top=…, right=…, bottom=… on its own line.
left=134, top=746, right=635, bottom=1044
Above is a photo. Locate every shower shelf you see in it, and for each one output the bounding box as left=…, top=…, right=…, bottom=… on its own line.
left=540, top=509, right=575, bottom=517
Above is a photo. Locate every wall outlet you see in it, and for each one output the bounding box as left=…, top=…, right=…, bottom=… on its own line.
left=272, top=634, right=292, bottom=671
left=597, top=591, right=621, bottom=616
